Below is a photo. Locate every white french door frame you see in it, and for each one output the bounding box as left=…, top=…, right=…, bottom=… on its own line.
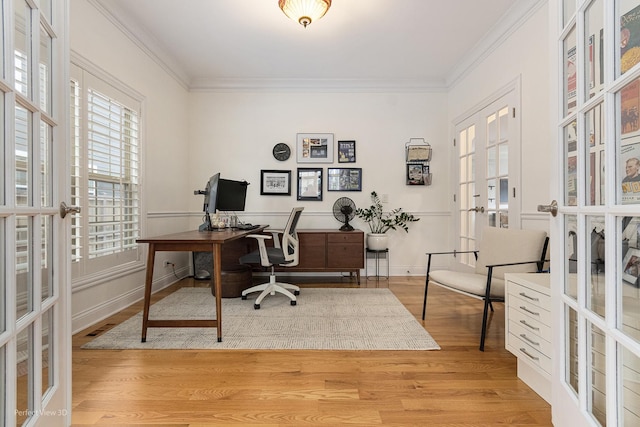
left=1, top=1, right=71, bottom=426
left=451, top=78, right=522, bottom=272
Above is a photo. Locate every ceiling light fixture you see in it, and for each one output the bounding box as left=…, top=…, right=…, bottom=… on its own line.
left=278, top=0, right=331, bottom=28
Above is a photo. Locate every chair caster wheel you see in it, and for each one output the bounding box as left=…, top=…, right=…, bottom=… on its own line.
left=294, top=290, right=300, bottom=296
left=291, top=300, right=296, bottom=306
left=254, top=303, right=260, bottom=309
left=241, top=295, right=247, bottom=300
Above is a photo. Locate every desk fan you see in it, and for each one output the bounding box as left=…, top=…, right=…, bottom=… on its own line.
left=333, top=197, right=356, bottom=231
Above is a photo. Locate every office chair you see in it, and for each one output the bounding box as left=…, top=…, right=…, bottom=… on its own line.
left=239, top=207, right=304, bottom=309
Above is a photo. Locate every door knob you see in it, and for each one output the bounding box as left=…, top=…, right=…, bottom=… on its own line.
left=468, top=206, right=485, bottom=213
left=60, top=201, right=81, bottom=218
left=537, top=200, right=558, bottom=217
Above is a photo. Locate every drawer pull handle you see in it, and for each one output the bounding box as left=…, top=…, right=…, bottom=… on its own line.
left=519, top=292, right=539, bottom=302
left=520, top=333, right=540, bottom=347
left=519, top=347, right=540, bottom=361
left=520, top=306, right=540, bottom=316
left=520, top=320, right=539, bottom=331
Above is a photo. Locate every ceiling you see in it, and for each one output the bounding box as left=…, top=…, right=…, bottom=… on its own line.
left=93, top=0, right=544, bottom=90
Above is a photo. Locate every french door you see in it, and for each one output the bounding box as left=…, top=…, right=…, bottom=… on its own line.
left=1, top=1, right=71, bottom=426
left=454, top=85, right=520, bottom=271
left=551, top=0, right=640, bottom=426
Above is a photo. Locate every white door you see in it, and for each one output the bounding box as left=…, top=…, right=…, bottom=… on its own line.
left=2, top=1, right=71, bottom=426
left=550, top=1, right=640, bottom=426
left=454, top=86, right=520, bottom=271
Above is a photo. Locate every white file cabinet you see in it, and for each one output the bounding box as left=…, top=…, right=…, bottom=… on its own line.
left=505, top=273, right=551, bottom=403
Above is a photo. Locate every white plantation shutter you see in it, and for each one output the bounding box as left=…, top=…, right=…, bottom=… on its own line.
left=86, top=89, right=140, bottom=258
left=70, top=63, right=142, bottom=277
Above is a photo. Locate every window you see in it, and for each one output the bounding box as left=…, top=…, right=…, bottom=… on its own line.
left=70, top=63, right=142, bottom=278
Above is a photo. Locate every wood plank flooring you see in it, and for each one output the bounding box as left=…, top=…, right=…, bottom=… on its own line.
left=71, top=276, right=552, bottom=426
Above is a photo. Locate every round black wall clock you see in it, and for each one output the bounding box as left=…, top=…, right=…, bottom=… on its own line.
left=272, top=143, right=291, bottom=161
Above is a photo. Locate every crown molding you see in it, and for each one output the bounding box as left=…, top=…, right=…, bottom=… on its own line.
left=189, top=77, right=447, bottom=93
left=89, top=0, right=191, bottom=90
left=446, top=0, right=547, bottom=89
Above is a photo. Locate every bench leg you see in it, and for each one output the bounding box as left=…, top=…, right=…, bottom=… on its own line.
left=422, top=254, right=433, bottom=320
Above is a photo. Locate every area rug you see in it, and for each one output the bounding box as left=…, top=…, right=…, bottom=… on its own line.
left=82, top=287, right=440, bottom=350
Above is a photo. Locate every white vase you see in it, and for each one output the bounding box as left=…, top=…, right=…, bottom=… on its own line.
left=367, top=233, right=388, bottom=251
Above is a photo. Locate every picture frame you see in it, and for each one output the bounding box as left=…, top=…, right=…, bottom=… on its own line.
left=297, top=168, right=323, bottom=201
left=622, top=247, right=640, bottom=285
left=327, top=168, right=362, bottom=191
left=337, top=140, right=356, bottom=163
left=260, top=170, right=291, bottom=196
left=296, top=133, right=334, bottom=163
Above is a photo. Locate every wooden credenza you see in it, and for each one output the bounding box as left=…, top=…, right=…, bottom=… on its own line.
left=275, top=229, right=364, bottom=284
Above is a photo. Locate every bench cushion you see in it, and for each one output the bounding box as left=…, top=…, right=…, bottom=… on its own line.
left=429, top=270, right=505, bottom=298
left=476, top=227, right=548, bottom=280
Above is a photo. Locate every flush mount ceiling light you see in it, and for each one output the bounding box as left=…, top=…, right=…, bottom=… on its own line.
left=278, top=0, right=331, bottom=28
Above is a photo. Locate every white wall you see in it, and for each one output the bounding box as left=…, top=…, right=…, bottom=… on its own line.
left=70, top=0, right=191, bottom=331
left=188, top=90, right=450, bottom=275
left=447, top=5, right=552, bottom=234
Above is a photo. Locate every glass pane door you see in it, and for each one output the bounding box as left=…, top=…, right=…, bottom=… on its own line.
left=552, top=1, right=640, bottom=426
left=2, top=2, right=70, bottom=426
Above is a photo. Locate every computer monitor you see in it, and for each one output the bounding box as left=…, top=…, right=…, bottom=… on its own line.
left=194, top=173, right=248, bottom=231
left=217, top=178, right=248, bottom=212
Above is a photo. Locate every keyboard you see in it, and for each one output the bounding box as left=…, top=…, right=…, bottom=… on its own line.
left=236, top=223, right=260, bottom=230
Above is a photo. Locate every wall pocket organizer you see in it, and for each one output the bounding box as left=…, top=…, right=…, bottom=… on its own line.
left=405, top=138, right=432, bottom=185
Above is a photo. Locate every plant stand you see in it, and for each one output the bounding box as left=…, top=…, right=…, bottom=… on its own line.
left=366, top=248, right=389, bottom=280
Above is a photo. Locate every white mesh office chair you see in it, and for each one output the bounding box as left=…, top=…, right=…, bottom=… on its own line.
left=239, top=207, right=303, bottom=309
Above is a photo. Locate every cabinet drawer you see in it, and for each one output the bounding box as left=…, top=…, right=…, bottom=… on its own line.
left=327, top=243, right=364, bottom=268
left=508, top=293, right=551, bottom=327
left=508, top=319, right=552, bottom=356
left=508, top=306, right=551, bottom=343
left=507, top=333, right=552, bottom=375
left=327, top=233, right=363, bottom=244
left=508, top=282, right=551, bottom=311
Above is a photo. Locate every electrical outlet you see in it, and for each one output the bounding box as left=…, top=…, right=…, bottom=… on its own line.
left=163, top=261, right=173, bottom=267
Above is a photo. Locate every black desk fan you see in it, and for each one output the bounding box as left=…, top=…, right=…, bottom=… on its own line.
left=333, top=197, right=356, bottom=231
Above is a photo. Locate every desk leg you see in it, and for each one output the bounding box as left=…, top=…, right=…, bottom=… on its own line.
left=141, top=243, right=156, bottom=342
left=212, top=243, right=223, bottom=342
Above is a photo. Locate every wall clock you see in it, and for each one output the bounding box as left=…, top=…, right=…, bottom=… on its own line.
left=272, top=143, right=291, bottom=161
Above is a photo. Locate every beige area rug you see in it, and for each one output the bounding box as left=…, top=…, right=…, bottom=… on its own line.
left=82, top=287, right=440, bottom=350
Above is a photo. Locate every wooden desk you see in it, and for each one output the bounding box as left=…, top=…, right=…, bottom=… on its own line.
left=136, top=227, right=266, bottom=343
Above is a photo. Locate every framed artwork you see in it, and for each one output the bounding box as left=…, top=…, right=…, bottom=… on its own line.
left=260, top=170, right=291, bottom=196
left=337, top=140, right=356, bottom=163
left=327, top=168, right=362, bottom=191
left=296, top=133, right=334, bottom=163
left=622, top=247, right=640, bottom=285
left=297, top=168, right=323, bottom=201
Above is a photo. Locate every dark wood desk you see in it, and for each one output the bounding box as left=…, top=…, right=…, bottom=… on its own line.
left=136, top=227, right=266, bottom=343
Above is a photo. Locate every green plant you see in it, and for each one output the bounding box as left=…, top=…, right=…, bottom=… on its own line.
left=355, top=191, right=419, bottom=234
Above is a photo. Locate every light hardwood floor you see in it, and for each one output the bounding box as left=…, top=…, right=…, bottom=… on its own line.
left=71, top=276, right=552, bottom=426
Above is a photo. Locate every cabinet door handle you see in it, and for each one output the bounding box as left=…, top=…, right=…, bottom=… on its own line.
left=520, top=333, right=540, bottom=347
left=519, top=292, right=539, bottom=302
left=520, top=319, right=540, bottom=331
left=520, top=306, right=540, bottom=316
left=519, top=347, right=540, bottom=361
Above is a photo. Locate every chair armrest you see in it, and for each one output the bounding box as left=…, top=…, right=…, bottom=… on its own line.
left=425, top=250, right=478, bottom=256
left=245, top=234, right=272, bottom=267
left=425, top=250, right=479, bottom=277
left=485, top=258, right=550, bottom=273
left=267, top=230, right=284, bottom=249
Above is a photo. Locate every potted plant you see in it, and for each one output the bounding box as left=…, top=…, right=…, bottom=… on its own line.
left=355, top=191, right=420, bottom=250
